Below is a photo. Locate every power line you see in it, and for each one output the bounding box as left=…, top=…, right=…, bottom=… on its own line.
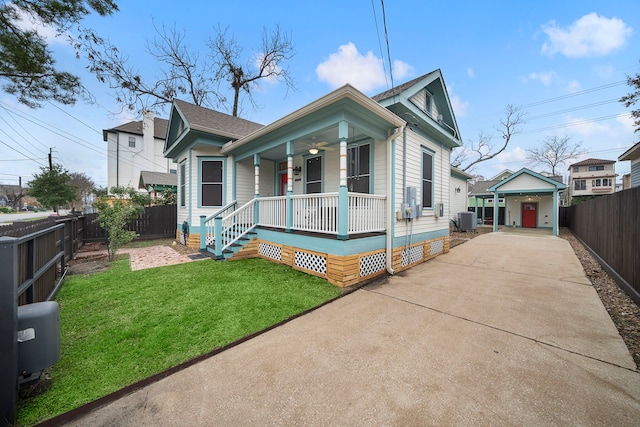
left=526, top=98, right=621, bottom=121
left=521, top=112, right=631, bottom=135
left=521, top=80, right=627, bottom=108
left=379, top=0, right=395, bottom=91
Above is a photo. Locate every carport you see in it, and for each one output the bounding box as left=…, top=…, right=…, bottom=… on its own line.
left=488, top=168, right=566, bottom=236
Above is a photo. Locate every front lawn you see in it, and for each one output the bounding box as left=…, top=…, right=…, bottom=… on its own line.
left=18, top=257, right=341, bottom=426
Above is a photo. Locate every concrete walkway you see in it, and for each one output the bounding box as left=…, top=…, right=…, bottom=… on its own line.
left=63, top=232, right=640, bottom=426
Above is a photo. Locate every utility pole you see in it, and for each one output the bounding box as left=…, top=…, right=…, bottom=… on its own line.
left=48, top=148, right=53, bottom=171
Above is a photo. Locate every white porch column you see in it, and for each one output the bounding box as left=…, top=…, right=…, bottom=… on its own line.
left=338, top=121, right=349, bottom=239
left=493, top=191, right=499, bottom=232
left=286, top=141, right=294, bottom=231
left=253, top=154, right=260, bottom=197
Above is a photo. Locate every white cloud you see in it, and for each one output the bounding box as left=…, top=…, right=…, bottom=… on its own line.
left=13, top=4, right=65, bottom=45
left=316, top=42, right=412, bottom=92
left=541, top=13, right=632, bottom=58
left=450, top=95, right=469, bottom=117
left=616, top=112, right=636, bottom=134
left=563, top=114, right=611, bottom=136
left=565, top=80, right=581, bottom=93
left=526, top=71, right=556, bottom=86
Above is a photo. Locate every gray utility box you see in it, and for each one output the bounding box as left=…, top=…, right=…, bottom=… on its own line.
left=458, top=211, right=477, bottom=231
left=17, top=301, right=61, bottom=376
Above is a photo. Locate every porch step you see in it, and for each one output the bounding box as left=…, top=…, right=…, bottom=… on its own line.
left=206, top=231, right=257, bottom=261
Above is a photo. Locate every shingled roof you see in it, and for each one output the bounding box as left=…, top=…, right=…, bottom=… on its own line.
left=371, top=70, right=439, bottom=103
left=107, top=118, right=169, bottom=140
left=569, top=158, right=616, bottom=168
left=174, top=99, right=263, bottom=139
left=138, top=171, right=177, bottom=190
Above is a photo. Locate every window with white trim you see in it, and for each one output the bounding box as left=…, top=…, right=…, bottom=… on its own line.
left=574, top=179, right=586, bottom=191
left=128, top=136, right=136, bottom=148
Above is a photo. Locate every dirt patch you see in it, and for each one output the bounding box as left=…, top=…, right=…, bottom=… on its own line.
left=67, top=239, right=200, bottom=275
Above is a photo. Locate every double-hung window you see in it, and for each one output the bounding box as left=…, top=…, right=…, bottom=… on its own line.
left=179, top=161, right=186, bottom=207
left=201, top=159, right=224, bottom=206
left=347, top=143, right=370, bottom=193
left=422, top=148, right=434, bottom=209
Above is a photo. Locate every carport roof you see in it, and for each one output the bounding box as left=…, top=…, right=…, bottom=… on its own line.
left=488, top=168, right=566, bottom=193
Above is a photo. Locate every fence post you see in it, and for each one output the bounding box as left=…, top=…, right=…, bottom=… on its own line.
left=0, top=236, right=19, bottom=426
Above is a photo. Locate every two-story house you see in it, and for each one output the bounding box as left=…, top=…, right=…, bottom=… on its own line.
left=102, top=111, right=171, bottom=193
left=568, top=158, right=616, bottom=204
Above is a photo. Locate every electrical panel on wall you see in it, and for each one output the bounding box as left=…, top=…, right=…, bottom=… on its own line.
left=401, top=187, right=419, bottom=219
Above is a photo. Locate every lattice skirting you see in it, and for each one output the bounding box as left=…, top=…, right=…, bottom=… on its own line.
left=392, top=236, right=449, bottom=272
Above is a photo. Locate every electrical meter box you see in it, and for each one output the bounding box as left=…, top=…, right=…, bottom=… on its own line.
left=401, top=187, right=418, bottom=219
left=17, top=301, right=60, bottom=376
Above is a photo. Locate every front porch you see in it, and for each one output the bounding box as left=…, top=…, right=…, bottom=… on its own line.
left=178, top=191, right=449, bottom=287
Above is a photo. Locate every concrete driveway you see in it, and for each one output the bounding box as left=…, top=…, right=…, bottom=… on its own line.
left=62, top=231, right=640, bottom=426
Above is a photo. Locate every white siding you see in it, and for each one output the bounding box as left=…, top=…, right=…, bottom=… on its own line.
left=449, top=174, right=468, bottom=221
left=373, top=139, right=387, bottom=194
left=505, top=196, right=554, bottom=228
left=500, top=174, right=555, bottom=191
left=259, top=159, right=276, bottom=197
left=393, top=130, right=451, bottom=238
left=235, top=157, right=254, bottom=204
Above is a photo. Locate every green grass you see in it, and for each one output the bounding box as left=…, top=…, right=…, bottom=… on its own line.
left=17, top=257, right=341, bottom=426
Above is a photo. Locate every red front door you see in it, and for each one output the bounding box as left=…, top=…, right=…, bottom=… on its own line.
left=280, top=172, right=288, bottom=196
left=522, top=203, right=537, bottom=228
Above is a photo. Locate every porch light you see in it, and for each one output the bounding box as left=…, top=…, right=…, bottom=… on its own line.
left=293, top=166, right=302, bottom=175
left=308, top=147, right=319, bottom=155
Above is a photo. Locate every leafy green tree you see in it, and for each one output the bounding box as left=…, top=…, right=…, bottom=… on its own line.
left=621, top=69, right=640, bottom=141
left=27, top=163, right=77, bottom=212
left=0, top=0, right=118, bottom=107
left=158, top=187, right=177, bottom=205
left=93, top=186, right=143, bottom=261
left=69, top=171, right=95, bottom=212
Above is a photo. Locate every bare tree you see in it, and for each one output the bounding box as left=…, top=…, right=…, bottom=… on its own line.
left=79, top=22, right=295, bottom=116
left=452, top=105, right=525, bottom=172
left=79, top=22, right=219, bottom=113
left=210, top=24, right=295, bottom=117
left=526, top=136, right=584, bottom=176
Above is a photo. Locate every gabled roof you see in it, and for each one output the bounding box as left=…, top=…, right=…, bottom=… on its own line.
left=138, top=171, right=177, bottom=188
left=618, top=142, right=640, bottom=161
left=489, top=169, right=514, bottom=181
left=372, top=69, right=462, bottom=148
left=104, top=118, right=168, bottom=140
left=469, top=180, right=500, bottom=196
left=488, top=168, right=566, bottom=192
left=451, top=166, right=474, bottom=180
left=164, top=100, right=264, bottom=158
left=173, top=99, right=263, bottom=139
left=219, top=84, right=406, bottom=156
left=569, top=158, right=616, bottom=168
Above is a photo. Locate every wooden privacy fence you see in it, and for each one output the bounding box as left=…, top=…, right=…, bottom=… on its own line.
left=82, top=204, right=177, bottom=241
left=561, top=186, right=640, bottom=304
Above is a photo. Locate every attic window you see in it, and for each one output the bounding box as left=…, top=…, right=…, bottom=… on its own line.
left=128, top=136, right=136, bottom=148
left=423, top=90, right=432, bottom=114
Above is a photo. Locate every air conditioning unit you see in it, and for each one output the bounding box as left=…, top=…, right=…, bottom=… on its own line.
left=458, top=211, right=476, bottom=231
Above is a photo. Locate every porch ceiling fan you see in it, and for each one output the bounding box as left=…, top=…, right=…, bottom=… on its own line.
left=303, top=138, right=334, bottom=154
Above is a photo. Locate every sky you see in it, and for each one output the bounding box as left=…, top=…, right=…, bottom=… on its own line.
left=1, top=0, right=639, bottom=188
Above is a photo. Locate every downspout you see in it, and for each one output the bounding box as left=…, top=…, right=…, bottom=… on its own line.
left=386, top=125, right=404, bottom=275
left=116, top=133, right=120, bottom=188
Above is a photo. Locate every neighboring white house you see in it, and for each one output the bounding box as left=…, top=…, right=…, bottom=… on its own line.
left=163, top=70, right=463, bottom=287
left=487, top=168, right=566, bottom=236
left=618, top=142, right=640, bottom=189
left=103, top=111, right=170, bottom=192
left=567, top=158, right=616, bottom=203
left=450, top=166, right=473, bottom=222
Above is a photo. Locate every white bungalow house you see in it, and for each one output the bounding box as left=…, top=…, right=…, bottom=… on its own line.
left=487, top=168, right=566, bottom=236
left=164, top=70, right=463, bottom=287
